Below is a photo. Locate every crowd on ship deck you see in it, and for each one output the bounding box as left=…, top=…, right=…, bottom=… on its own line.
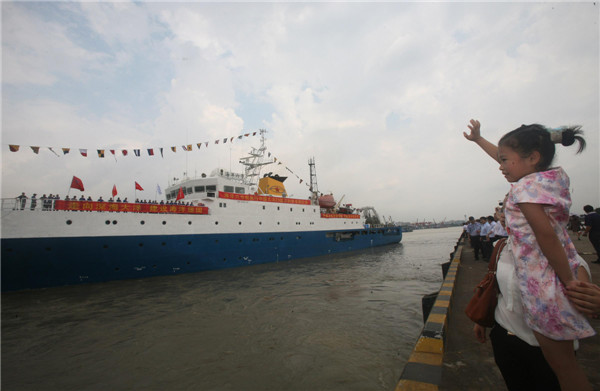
left=13, top=192, right=196, bottom=211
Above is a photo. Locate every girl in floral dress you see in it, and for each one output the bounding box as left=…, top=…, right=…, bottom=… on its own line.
left=464, top=119, right=594, bottom=391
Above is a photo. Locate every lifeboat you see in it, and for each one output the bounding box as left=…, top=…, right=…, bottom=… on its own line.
left=318, top=194, right=336, bottom=208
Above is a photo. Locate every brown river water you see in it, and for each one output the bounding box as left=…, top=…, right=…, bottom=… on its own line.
left=2, top=227, right=461, bottom=391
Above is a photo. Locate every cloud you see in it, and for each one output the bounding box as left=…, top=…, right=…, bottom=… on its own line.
left=2, top=2, right=598, bottom=222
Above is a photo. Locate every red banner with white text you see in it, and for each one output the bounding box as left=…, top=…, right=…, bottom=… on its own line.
left=219, top=191, right=311, bottom=205
left=320, top=213, right=361, bottom=219
left=54, top=200, right=209, bottom=215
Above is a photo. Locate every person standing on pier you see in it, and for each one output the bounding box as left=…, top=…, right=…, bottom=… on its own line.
left=479, top=216, right=492, bottom=261
left=466, top=216, right=482, bottom=260
left=464, top=119, right=594, bottom=391
left=582, top=205, right=600, bottom=264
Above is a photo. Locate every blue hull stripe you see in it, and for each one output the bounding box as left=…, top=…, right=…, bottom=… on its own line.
left=2, top=227, right=401, bottom=291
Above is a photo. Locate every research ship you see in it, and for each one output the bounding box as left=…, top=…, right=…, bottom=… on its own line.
left=1, top=131, right=402, bottom=291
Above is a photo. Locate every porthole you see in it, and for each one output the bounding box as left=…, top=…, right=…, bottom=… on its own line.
left=66, top=220, right=72, bottom=225
left=140, top=221, right=145, bottom=225
left=162, top=221, right=166, bottom=225
left=222, top=258, right=227, bottom=262
left=188, top=241, right=192, bottom=245
left=277, top=222, right=280, bottom=225
left=161, top=242, right=166, bottom=246
left=259, top=222, right=262, bottom=225
left=238, top=221, right=242, bottom=225
left=188, top=221, right=192, bottom=225
left=215, top=221, right=219, bottom=225
left=112, top=220, right=117, bottom=225
left=139, top=243, right=144, bottom=247
left=105, top=220, right=110, bottom=225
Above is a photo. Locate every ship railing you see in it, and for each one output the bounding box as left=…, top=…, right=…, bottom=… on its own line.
left=365, top=223, right=400, bottom=229
left=1, top=198, right=57, bottom=212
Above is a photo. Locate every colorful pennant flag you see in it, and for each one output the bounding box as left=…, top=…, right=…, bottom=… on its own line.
left=5, top=130, right=261, bottom=160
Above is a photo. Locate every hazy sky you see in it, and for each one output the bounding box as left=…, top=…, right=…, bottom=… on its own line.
left=2, top=1, right=598, bottom=222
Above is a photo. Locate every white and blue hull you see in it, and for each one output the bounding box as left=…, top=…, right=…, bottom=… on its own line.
left=1, top=199, right=401, bottom=291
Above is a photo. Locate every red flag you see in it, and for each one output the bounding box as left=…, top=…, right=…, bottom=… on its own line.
left=112, top=185, right=118, bottom=197
left=70, top=176, right=85, bottom=191
left=176, top=187, right=184, bottom=201
left=135, top=182, right=144, bottom=191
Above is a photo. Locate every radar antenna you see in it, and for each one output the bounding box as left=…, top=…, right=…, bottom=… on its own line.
left=238, top=129, right=274, bottom=186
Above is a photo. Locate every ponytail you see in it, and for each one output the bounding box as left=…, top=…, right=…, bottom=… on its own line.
left=499, top=124, right=586, bottom=171
left=549, top=126, right=586, bottom=153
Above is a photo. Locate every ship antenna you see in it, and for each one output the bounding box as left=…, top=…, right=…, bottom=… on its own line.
left=238, top=129, right=273, bottom=186
left=308, top=157, right=319, bottom=204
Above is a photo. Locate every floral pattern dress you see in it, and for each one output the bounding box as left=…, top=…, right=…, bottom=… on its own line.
left=505, top=167, right=595, bottom=340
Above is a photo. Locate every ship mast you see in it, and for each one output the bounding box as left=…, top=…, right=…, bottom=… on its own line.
left=238, top=129, right=273, bottom=186
left=308, top=157, right=319, bottom=204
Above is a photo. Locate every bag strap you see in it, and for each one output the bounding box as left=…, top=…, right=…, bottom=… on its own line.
left=487, top=238, right=507, bottom=273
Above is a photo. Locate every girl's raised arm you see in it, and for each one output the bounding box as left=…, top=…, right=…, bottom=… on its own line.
left=464, top=119, right=500, bottom=163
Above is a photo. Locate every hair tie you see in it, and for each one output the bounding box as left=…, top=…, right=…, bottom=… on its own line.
left=549, top=128, right=563, bottom=144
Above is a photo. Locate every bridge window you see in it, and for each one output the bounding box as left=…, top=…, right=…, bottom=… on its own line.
left=224, top=185, right=234, bottom=193
left=194, top=186, right=205, bottom=192
left=235, top=187, right=245, bottom=194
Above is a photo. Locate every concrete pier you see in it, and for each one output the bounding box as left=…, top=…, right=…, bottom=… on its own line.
left=396, top=232, right=600, bottom=390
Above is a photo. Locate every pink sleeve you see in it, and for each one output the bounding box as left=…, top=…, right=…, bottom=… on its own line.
left=510, top=171, right=560, bottom=206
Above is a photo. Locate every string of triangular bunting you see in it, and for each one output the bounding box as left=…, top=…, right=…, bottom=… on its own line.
left=6, top=132, right=259, bottom=158
left=268, top=153, right=310, bottom=188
